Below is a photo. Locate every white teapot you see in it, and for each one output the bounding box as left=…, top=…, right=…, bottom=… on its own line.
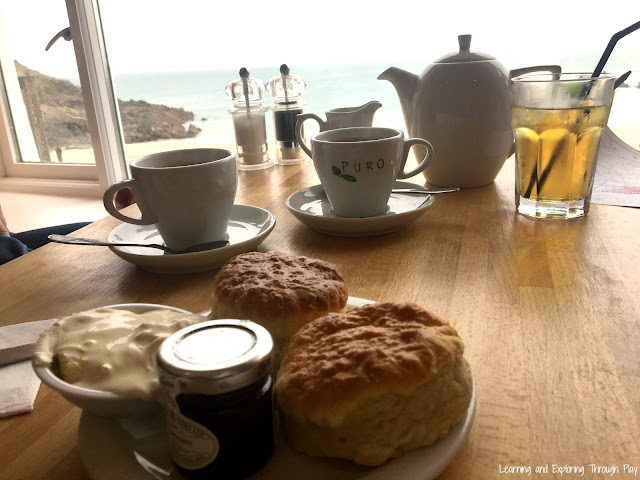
left=379, top=34, right=560, bottom=187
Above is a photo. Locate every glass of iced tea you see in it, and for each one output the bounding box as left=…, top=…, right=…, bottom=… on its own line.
left=511, top=72, right=615, bottom=219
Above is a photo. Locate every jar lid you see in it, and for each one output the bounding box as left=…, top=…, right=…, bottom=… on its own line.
left=225, top=68, right=266, bottom=107
left=267, top=64, right=306, bottom=103
left=157, top=319, right=273, bottom=393
left=433, top=34, right=495, bottom=63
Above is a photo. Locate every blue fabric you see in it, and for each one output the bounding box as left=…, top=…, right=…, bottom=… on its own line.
left=0, top=235, right=31, bottom=265
left=0, top=222, right=90, bottom=265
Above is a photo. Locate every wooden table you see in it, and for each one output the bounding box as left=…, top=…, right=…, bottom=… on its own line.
left=1, top=158, right=639, bottom=479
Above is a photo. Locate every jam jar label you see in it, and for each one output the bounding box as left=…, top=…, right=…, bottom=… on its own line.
left=161, top=376, right=220, bottom=470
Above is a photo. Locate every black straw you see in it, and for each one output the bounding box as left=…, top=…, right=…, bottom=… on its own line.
left=592, top=20, right=640, bottom=78
left=614, top=70, right=632, bottom=89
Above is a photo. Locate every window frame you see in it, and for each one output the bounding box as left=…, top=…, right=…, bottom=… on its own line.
left=0, top=0, right=127, bottom=196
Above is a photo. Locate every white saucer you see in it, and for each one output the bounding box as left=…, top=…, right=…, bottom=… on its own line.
left=106, top=204, right=276, bottom=274
left=285, top=181, right=435, bottom=237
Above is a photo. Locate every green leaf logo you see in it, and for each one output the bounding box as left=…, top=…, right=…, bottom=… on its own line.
left=331, top=165, right=357, bottom=182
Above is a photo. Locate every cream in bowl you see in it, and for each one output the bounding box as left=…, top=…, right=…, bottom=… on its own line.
left=32, top=303, right=205, bottom=417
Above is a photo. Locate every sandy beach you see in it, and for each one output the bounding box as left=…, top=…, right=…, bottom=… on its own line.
left=48, top=138, right=237, bottom=164
left=47, top=126, right=640, bottom=166
left=610, top=126, right=640, bottom=150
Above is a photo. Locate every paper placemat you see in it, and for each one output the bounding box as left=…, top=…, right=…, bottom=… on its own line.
left=592, top=127, right=640, bottom=208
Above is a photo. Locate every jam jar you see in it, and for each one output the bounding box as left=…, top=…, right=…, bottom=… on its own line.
left=157, top=319, right=274, bottom=479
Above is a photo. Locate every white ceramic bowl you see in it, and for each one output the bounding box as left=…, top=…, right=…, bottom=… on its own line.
left=33, top=303, right=193, bottom=418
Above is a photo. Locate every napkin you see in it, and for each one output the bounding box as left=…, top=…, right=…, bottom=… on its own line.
left=0, top=319, right=56, bottom=417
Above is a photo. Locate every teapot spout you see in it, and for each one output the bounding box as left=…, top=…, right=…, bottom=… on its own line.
left=378, top=67, right=418, bottom=134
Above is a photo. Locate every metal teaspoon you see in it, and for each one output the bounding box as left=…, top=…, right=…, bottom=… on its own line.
left=391, top=187, right=460, bottom=194
left=48, top=234, right=229, bottom=254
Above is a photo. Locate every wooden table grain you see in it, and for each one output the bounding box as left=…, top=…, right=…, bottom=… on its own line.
left=1, top=158, right=639, bottom=480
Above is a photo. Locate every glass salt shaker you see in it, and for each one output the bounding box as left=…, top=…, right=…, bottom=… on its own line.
left=225, top=68, right=272, bottom=171
left=266, top=64, right=308, bottom=165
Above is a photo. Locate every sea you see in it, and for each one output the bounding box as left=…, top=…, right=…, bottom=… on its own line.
left=111, top=62, right=640, bottom=147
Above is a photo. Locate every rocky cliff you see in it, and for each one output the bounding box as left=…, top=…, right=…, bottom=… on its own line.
left=15, top=61, right=201, bottom=149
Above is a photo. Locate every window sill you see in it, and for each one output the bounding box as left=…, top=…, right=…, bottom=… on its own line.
left=0, top=177, right=103, bottom=197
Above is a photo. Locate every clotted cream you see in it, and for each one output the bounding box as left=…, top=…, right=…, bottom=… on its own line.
left=33, top=308, right=204, bottom=401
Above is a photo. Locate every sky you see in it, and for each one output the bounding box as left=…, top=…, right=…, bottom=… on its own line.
left=1, top=1, right=639, bottom=83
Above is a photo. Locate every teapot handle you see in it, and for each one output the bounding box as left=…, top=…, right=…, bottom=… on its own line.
left=509, top=64, right=561, bottom=80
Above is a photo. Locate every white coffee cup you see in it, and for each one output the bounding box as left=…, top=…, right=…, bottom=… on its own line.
left=300, top=127, right=434, bottom=218
left=103, top=148, right=237, bottom=250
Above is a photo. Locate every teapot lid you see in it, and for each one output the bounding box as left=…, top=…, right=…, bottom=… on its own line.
left=433, top=35, right=495, bottom=63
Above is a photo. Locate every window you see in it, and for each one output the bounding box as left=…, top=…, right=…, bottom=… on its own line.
left=96, top=1, right=640, bottom=160
left=0, top=0, right=638, bottom=197
left=0, top=0, right=126, bottom=195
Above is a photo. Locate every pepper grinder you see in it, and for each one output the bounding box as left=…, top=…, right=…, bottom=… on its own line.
left=225, top=68, right=272, bottom=171
left=266, top=64, right=308, bottom=164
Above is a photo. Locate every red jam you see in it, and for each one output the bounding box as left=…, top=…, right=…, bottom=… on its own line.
left=157, top=320, right=274, bottom=479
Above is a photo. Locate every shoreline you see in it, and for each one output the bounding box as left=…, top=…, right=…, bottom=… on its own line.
left=47, top=126, right=640, bottom=165
left=48, top=139, right=237, bottom=164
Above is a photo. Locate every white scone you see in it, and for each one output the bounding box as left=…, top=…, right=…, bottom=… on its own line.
left=208, top=251, right=348, bottom=365
left=274, top=302, right=473, bottom=466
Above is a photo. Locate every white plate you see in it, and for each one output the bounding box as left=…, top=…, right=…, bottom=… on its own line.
left=106, top=204, right=276, bottom=274
left=285, top=181, right=435, bottom=237
left=78, top=381, right=475, bottom=480
left=77, top=297, right=476, bottom=480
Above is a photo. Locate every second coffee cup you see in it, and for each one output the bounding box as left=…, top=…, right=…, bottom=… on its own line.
left=299, top=127, right=434, bottom=218
left=103, top=148, right=237, bottom=251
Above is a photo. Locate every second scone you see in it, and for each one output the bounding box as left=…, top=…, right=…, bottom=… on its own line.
left=275, top=302, right=473, bottom=466
left=208, top=251, right=348, bottom=363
